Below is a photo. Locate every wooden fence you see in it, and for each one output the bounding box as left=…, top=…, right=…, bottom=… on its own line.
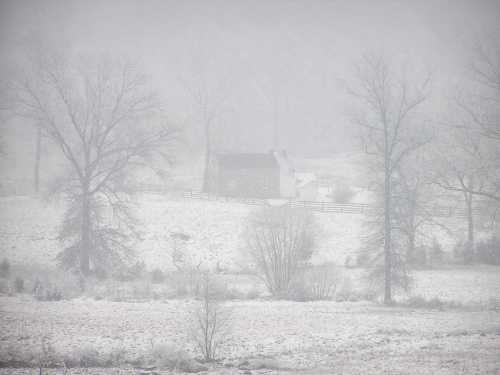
left=181, top=190, right=488, bottom=218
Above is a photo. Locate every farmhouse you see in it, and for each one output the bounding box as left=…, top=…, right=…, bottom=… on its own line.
left=211, top=150, right=295, bottom=199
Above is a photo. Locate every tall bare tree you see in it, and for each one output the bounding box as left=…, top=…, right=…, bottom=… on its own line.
left=431, top=123, right=487, bottom=262
left=10, top=53, right=178, bottom=276
left=350, top=54, right=431, bottom=304
left=452, top=35, right=500, bottom=203
left=431, top=35, right=500, bottom=261
left=181, top=55, right=228, bottom=193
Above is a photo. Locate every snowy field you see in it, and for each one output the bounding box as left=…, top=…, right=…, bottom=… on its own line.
left=0, top=194, right=464, bottom=270
left=0, top=297, right=499, bottom=374
left=1, top=194, right=499, bottom=374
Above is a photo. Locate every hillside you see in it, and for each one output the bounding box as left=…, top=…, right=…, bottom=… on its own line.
left=0, top=193, right=468, bottom=271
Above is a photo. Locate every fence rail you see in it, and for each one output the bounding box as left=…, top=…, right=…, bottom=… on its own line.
left=181, top=190, right=488, bottom=218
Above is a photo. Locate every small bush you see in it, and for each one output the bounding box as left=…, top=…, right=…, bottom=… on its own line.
left=33, top=280, right=63, bottom=301
left=453, top=240, right=474, bottom=264
left=429, top=238, right=444, bottom=266
left=114, top=261, right=146, bottom=282
left=35, top=335, right=58, bottom=370
left=475, top=236, right=500, bottom=265
left=190, top=273, right=232, bottom=361
left=335, top=275, right=353, bottom=301
left=0, top=258, right=10, bottom=278
left=151, top=268, right=165, bottom=284
left=106, top=346, right=127, bottom=366
left=244, top=206, right=317, bottom=297
left=150, top=343, right=192, bottom=370
left=14, top=277, right=24, bottom=293
left=75, top=345, right=102, bottom=367
left=0, top=279, right=10, bottom=294
left=404, top=296, right=462, bottom=310
left=131, top=281, right=152, bottom=300
left=165, top=269, right=203, bottom=298
left=288, top=264, right=339, bottom=301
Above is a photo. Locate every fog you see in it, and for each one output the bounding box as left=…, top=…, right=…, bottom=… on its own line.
left=0, top=1, right=499, bottom=374
left=1, top=0, right=498, bottom=163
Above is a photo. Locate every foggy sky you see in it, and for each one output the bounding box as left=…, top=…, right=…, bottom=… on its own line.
left=1, top=0, right=499, bottom=180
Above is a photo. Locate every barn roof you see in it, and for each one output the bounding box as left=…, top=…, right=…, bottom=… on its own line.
left=216, top=153, right=279, bottom=169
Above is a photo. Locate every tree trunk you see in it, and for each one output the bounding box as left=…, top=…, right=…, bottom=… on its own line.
left=34, top=126, right=42, bottom=193
left=80, top=185, right=91, bottom=275
left=383, top=130, right=392, bottom=305
left=407, top=232, right=416, bottom=266
left=465, top=192, right=475, bottom=264
left=202, top=122, right=211, bottom=193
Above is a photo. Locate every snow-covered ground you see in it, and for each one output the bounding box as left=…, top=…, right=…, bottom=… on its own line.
left=0, top=194, right=466, bottom=271
left=1, top=194, right=499, bottom=374
left=0, top=296, right=499, bottom=374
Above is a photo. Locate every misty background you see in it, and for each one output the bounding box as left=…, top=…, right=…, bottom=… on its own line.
left=1, top=0, right=499, bottom=185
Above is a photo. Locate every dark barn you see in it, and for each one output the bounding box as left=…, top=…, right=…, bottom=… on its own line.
left=212, top=153, right=281, bottom=198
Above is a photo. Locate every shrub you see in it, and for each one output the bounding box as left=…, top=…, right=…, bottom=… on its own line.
left=150, top=343, right=192, bottom=369
left=33, top=281, right=63, bottom=301
left=288, top=264, right=340, bottom=301
left=165, top=269, right=201, bottom=298
left=151, top=268, right=165, bottom=284
left=453, top=240, right=474, bottom=264
left=244, top=206, right=317, bottom=297
left=190, top=272, right=232, bottom=361
left=106, top=346, right=127, bottom=366
left=335, top=275, right=353, bottom=301
left=429, top=238, right=444, bottom=266
left=0, top=279, right=10, bottom=294
left=114, top=261, right=146, bottom=282
left=0, top=258, right=10, bottom=278
left=75, top=345, right=102, bottom=367
left=475, top=236, right=500, bottom=265
left=131, top=281, right=152, bottom=300
left=35, top=334, right=58, bottom=370
left=14, top=277, right=24, bottom=293
left=403, top=296, right=462, bottom=310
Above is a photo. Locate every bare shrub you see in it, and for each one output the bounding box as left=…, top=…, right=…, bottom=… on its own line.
left=244, top=206, right=317, bottom=297
left=150, top=343, right=191, bottom=370
left=0, top=258, right=10, bottom=278
left=190, top=272, right=231, bottom=362
left=288, top=264, right=340, bottom=301
left=150, top=268, right=165, bottom=284
left=475, top=235, right=500, bottom=265
left=76, top=345, right=102, bottom=367
left=165, top=268, right=203, bottom=298
left=33, top=280, right=63, bottom=301
left=35, top=334, right=57, bottom=372
left=304, top=264, right=340, bottom=300
left=403, top=296, right=463, bottom=310
left=14, top=277, right=24, bottom=293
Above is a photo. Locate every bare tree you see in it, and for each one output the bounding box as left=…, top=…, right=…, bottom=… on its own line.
left=350, top=54, right=431, bottom=304
left=190, top=272, right=231, bottom=362
left=451, top=35, right=500, bottom=203
left=431, top=122, right=488, bottom=263
left=391, top=148, right=447, bottom=266
left=9, top=53, right=178, bottom=276
left=244, top=206, right=316, bottom=298
left=181, top=56, right=228, bottom=193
